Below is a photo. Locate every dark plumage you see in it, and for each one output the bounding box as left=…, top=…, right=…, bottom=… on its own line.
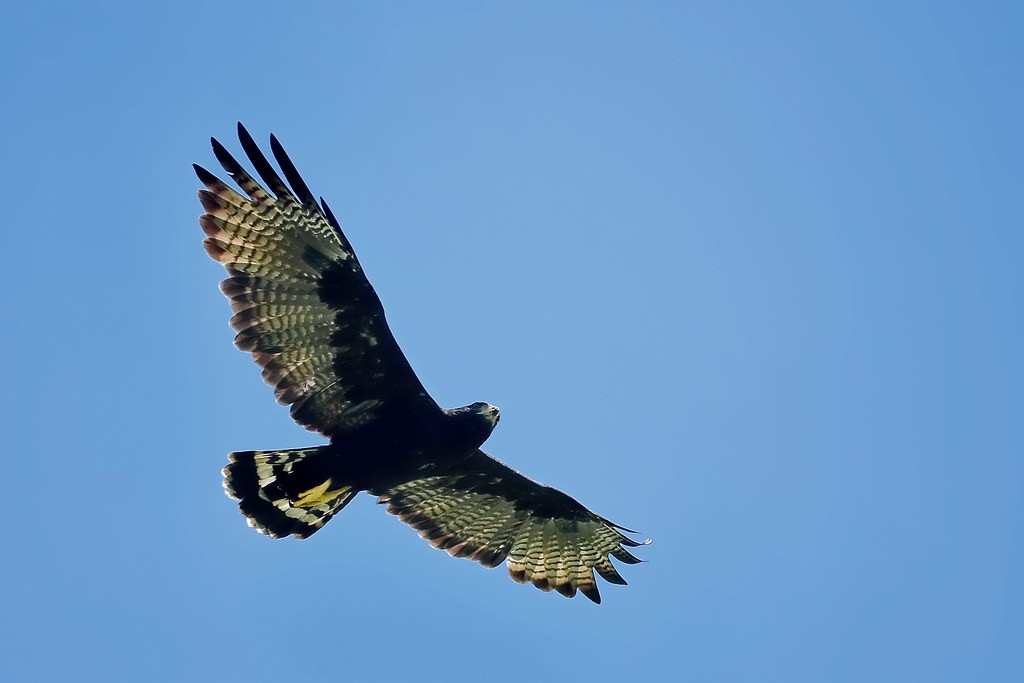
left=197, top=124, right=647, bottom=603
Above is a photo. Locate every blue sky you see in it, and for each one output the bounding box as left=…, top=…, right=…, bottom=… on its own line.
left=2, top=2, right=1021, bottom=681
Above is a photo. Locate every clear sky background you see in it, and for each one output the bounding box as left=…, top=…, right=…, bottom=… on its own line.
left=2, top=2, right=1021, bottom=681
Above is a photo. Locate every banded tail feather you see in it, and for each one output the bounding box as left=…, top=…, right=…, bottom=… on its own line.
left=223, top=447, right=357, bottom=539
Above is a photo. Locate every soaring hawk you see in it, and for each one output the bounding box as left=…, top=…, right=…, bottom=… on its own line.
left=196, top=124, right=648, bottom=603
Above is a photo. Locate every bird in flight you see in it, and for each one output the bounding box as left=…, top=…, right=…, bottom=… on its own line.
left=195, top=124, right=648, bottom=602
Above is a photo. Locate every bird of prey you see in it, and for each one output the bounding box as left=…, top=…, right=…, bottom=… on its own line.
left=195, top=124, right=647, bottom=603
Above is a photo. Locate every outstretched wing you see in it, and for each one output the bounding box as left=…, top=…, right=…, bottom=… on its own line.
left=196, top=123, right=438, bottom=437
left=377, top=451, right=648, bottom=603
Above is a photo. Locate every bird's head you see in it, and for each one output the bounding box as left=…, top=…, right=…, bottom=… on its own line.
left=470, top=401, right=501, bottom=428
left=446, top=402, right=501, bottom=452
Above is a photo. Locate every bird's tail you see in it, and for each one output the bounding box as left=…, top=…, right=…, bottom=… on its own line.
left=223, top=447, right=358, bottom=539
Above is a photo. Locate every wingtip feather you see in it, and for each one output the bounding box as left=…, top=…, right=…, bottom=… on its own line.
left=211, top=136, right=241, bottom=174
left=203, top=238, right=227, bottom=261
left=194, top=163, right=218, bottom=185
left=579, top=583, right=602, bottom=604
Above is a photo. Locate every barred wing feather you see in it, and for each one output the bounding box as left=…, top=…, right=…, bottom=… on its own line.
left=378, top=450, right=649, bottom=603
left=195, top=124, right=437, bottom=437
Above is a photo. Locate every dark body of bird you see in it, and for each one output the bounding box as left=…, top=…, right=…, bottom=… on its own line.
left=228, top=403, right=498, bottom=536
left=196, top=124, right=647, bottom=602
